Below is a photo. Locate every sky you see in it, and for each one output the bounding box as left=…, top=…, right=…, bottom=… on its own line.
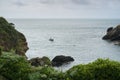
left=0, top=0, right=120, bottom=19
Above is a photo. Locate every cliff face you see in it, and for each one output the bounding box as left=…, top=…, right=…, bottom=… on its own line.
left=0, top=17, right=28, bottom=56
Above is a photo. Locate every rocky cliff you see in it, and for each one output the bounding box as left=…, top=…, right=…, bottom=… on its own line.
left=102, top=25, right=120, bottom=44
left=0, top=17, right=28, bottom=56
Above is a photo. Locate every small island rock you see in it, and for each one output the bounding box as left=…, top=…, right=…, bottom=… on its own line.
left=52, top=55, right=74, bottom=67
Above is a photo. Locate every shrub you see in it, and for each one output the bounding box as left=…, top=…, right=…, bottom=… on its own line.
left=0, top=53, right=31, bottom=80
left=0, top=52, right=120, bottom=80
left=29, top=66, right=65, bottom=80
left=66, top=59, right=120, bottom=80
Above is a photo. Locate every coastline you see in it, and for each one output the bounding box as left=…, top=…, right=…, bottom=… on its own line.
left=0, top=17, right=120, bottom=80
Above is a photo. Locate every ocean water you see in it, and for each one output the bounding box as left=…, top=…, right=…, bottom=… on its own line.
left=8, top=19, right=120, bottom=70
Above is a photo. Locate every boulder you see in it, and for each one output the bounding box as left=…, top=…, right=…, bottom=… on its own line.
left=102, top=25, right=120, bottom=43
left=29, top=56, right=51, bottom=67
left=52, top=55, right=74, bottom=67
left=0, top=17, right=29, bottom=56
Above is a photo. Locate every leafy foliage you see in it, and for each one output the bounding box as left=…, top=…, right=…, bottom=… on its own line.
left=0, top=17, right=18, bottom=51
left=0, top=53, right=120, bottom=80
left=66, top=59, right=120, bottom=80
left=0, top=53, right=31, bottom=80
left=29, top=66, right=65, bottom=80
left=0, top=53, right=66, bottom=80
left=0, top=17, right=28, bottom=56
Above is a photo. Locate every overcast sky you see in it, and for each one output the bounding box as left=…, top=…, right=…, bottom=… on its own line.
left=0, top=0, right=120, bottom=19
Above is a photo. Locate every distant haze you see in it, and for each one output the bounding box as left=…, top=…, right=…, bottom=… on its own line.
left=0, top=0, right=120, bottom=19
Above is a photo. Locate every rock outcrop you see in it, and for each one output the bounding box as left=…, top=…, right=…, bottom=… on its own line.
left=0, top=17, right=28, bottom=56
left=52, top=55, right=74, bottom=67
left=29, top=56, right=51, bottom=67
left=102, top=25, right=120, bottom=44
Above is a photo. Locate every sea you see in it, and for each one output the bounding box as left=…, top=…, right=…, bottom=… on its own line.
left=8, top=19, right=120, bottom=70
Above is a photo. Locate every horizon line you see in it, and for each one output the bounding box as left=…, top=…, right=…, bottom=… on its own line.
left=6, top=17, right=120, bottom=20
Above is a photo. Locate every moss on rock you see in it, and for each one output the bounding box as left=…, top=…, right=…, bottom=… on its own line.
left=29, top=56, right=51, bottom=67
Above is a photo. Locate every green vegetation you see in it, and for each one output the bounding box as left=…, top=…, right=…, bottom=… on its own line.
left=0, top=17, right=18, bottom=51
left=66, top=59, right=120, bottom=80
left=0, top=53, right=31, bottom=80
left=0, top=53, right=65, bottom=80
left=29, top=67, right=65, bottom=80
left=0, top=17, right=28, bottom=56
left=41, top=56, right=51, bottom=66
left=0, top=53, right=120, bottom=80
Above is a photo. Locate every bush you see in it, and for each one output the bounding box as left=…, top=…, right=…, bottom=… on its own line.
left=0, top=53, right=31, bottom=80
left=0, top=53, right=66, bottom=80
left=66, top=59, right=120, bottom=80
left=0, top=52, right=120, bottom=80
left=29, top=66, right=65, bottom=80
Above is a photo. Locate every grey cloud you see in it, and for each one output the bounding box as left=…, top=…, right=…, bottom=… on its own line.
left=13, top=1, right=26, bottom=6
left=71, top=0, right=90, bottom=5
left=3, top=0, right=120, bottom=7
left=39, top=0, right=54, bottom=4
left=38, top=0, right=91, bottom=5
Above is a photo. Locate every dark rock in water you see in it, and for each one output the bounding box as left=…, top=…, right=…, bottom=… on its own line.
left=52, top=55, right=74, bottom=67
left=0, top=17, right=29, bottom=56
left=102, top=25, right=120, bottom=44
left=29, top=56, right=51, bottom=67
